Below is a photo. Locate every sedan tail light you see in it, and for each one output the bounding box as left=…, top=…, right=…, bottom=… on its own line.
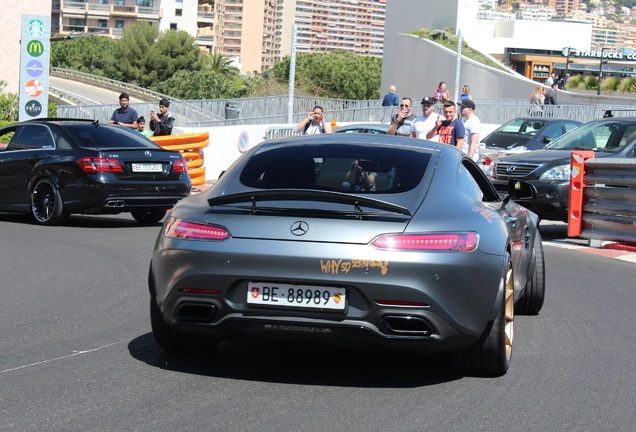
left=484, top=156, right=493, bottom=166
left=172, top=158, right=188, bottom=173
left=164, top=217, right=231, bottom=241
left=371, top=232, right=478, bottom=251
left=78, top=157, right=123, bottom=173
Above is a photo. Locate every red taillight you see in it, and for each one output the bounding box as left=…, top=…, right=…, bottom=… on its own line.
left=179, top=288, right=222, bottom=295
left=375, top=300, right=429, bottom=307
left=370, top=232, right=478, bottom=251
left=172, top=158, right=188, bottom=173
left=484, top=156, right=493, bottom=166
left=163, top=217, right=231, bottom=241
left=78, top=157, right=123, bottom=173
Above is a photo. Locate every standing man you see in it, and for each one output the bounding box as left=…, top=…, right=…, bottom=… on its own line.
left=547, top=73, right=555, bottom=87
left=427, top=101, right=465, bottom=148
left=381, top=85, right=399, bottom=107
left=109, top=92, right=138, bottom=130
left=387, top=97, right=416, bottom=136
left=149, top=98, right=175, bottom=136
left=458, top=100, right=481, bottom=161
left=411, top=96, right=442, bottom=142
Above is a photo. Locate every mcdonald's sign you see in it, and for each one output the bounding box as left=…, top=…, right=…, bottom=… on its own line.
left=27, top=40, right=44, bottom=57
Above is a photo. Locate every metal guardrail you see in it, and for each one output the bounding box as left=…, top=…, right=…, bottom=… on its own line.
left=51, top=67, right=176, bottom=102
left=568, top=151, right=636, bottom=246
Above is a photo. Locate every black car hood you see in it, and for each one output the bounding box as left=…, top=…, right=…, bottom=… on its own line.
left=483, top=133, right=532, bottom=149
left=498, top=149, right=573, bottom=165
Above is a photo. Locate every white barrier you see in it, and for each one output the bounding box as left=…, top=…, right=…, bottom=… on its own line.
left=177, top=123, right=501, bottom=182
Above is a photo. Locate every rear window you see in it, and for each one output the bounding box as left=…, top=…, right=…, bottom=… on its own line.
left=239, top=144, right=431, bottom=193
left=62, top=124, right=160, bottom=149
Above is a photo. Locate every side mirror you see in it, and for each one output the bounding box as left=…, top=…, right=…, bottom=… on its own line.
left=542, top=136, right=552, bottom=144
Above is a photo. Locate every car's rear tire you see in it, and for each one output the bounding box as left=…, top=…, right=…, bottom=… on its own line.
left=454, top=254, right=514, bottom=376
left=31, top=178, right=69, bottom=226
left=516, top=230, right=545, bottom=315
left=150, top=298, right=217, bottom=354
left=132, top=209, right=167, bottom=224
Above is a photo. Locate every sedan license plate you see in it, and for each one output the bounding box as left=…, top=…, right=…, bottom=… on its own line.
left=132, top=163, right=163, bottom=172
left=247, top=282, right=346, bottom=310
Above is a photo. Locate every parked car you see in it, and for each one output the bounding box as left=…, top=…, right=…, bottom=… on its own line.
left=479, top=117, right=582, bottom=176
left=492, top=117, right=636, bottom=222
left=0, top=119, right=191, bottom=225
left=148, top=133, right=545, bottom=376
left=333, top=123, right=390, bottom=134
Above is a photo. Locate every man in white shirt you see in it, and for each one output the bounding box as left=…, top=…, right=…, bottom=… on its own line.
left=410, top=96, right=442, bottom=142
left=458, top=99, right=481, bottom=161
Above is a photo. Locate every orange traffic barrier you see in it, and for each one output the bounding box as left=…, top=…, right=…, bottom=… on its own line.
left=150, top=132, right=209, bottom=186
left=568, top=150, right=595, bottom=237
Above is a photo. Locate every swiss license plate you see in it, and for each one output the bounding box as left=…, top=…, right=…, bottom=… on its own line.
left=247, top=282, right=346, bottom=310
left=132, top=163, right=163, bottom=172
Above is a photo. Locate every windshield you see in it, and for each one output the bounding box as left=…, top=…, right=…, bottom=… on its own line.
left=545, top=121, right=636, bottom=152
left=492, top=118, right=547, bottom=136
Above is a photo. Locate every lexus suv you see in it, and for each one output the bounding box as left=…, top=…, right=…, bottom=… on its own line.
left=491, top=118, right=636, bottom=222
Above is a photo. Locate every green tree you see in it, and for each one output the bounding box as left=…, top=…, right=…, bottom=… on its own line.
left=201, top=53, right=237, bottom=75
left=50, top=35, right=116, bottom=73
left=153, top=70, right=256, bottom=100
left=272, top=51, right=382, bottom=99
left=103, top=21, right=159, bottom=85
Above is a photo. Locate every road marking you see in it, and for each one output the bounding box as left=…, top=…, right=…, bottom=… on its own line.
left=49, top=86, right=101, bottom=105
left=0, top=340, right=124, bottom=374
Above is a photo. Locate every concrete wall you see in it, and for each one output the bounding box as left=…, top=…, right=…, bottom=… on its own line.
left=381, top=33, right=635, bottom=106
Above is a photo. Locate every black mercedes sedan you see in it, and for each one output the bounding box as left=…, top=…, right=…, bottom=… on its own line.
left=0, top=119, right=191, bottom=225
left=492, top=118, right=636, bottom=222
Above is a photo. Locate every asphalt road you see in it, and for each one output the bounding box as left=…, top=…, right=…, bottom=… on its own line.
left=50, top=76, right=145, bottom=106
left=1, top=213, right=635, bottom=432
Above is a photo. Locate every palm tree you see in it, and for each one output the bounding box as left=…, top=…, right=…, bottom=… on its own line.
left=202, top=53, right=235, bottom=75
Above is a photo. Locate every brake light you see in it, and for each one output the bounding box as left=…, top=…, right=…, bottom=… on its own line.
left=172, top=158, right=188, bottom=173
left=164, top=217, right=231, bottom=241
left=484, top=156, right=493, bottom=166
left=370, top=233, right=478, bottom=251
left=78, top=157, right=123, bottom=173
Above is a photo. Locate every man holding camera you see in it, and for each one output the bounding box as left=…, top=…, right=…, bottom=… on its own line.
left=149, top=98, right=175, bottom=136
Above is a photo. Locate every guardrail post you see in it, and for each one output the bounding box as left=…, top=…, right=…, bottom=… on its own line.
left=568, top=150, right=595, bottom=238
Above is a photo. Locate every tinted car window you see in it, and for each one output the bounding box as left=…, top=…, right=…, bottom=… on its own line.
left=62, top=124, right=161, bottom=149
left=9, top=125, right=54, bottom=150
left=542, top=122, right=563, bottom=140
left=240, top=144, right=431, bottom=193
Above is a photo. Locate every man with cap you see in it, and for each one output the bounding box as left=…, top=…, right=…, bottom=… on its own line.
left=110, top=92, right=139, bottom=129
left=149, top=98, right=175, bottom=136
left=458, top=99, right=481, bottom=161
left=410, top=96, right=443, bottom=142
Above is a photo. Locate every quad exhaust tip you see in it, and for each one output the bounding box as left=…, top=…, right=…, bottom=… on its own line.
left=382, top=315, right=434, bottom=335
left=175, top=303, right=216, bottom=322
left=106, top=200, right=125, bottom=208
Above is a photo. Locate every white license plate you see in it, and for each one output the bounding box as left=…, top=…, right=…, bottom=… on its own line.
left=247, top=282, right=346, bottom=310
left=132, top=163, right=163, bottom=172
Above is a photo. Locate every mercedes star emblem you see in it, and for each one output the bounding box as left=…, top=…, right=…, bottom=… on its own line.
left=290, top=221, right=309, bottom=236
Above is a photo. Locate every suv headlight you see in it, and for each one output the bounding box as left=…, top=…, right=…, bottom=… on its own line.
left=539, top=164, right=570, bottom=181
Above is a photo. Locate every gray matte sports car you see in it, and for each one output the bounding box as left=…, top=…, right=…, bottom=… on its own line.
left=148, top=134, right=545, bottom=376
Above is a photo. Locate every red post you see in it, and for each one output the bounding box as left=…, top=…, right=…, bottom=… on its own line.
left=568, top=150, right=595, bottom=237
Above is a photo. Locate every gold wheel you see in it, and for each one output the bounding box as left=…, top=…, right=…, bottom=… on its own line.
left=504, top=260, right=514, bottom=362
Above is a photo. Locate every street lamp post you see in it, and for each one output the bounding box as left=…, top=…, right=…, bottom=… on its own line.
left=597, top=46, right=606, bottom=96
left=564, top=47, right=575, bottom=87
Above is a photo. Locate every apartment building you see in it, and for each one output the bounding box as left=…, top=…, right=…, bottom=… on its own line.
left=548, top=0, right=582, bottom=17
left=277, top=0, right=386, bottom=58
left=51, top=0, right=386, bottom=73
